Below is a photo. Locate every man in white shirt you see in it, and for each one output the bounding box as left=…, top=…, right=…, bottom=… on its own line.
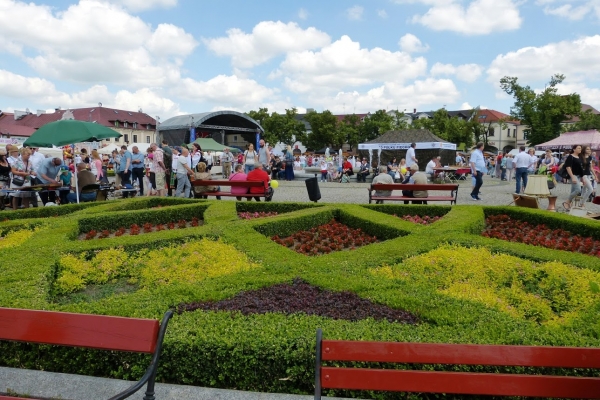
left=30, top=148, right=46, bottom=175
left=469, top=142, right=486, bottom=201
left=175, top=147, right=194, bottom=198
left=513, top=146, right=530, bottom=194
left=425, top=156, right=437, bottom=178
left=406, top=143, right=417, bottom=168
left=220, top=148, right=234, bottom=178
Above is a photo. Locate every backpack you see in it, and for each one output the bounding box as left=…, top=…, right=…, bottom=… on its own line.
left=341, top=174, right=350, bottom=183
left=558, top=162, right=569, bottom=179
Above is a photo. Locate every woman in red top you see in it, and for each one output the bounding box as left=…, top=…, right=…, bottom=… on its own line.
left=342, top=157, right=353, bottom=177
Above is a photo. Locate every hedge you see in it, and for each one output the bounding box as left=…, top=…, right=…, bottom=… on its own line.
left=0, top=200, right=599, bottom=399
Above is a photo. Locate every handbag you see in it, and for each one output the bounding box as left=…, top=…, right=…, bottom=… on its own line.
left=394, top=171, right=401, bottom=180
left=11, top=175, right=25, bottom=186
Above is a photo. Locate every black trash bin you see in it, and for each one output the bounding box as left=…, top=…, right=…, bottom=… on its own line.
left=305, top=175, right=321, bottom=202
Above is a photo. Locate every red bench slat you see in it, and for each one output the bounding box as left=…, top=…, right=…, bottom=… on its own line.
left=321, top=368, right=600, bottom=398
left=0, top=308, right=159, bottom=353
left=370, top=184, right=458, bottom=191
left=321, top=340, right=600, bottom=368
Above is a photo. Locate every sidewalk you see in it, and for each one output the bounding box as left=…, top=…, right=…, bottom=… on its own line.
left=0, top=367, right=352, bottom=400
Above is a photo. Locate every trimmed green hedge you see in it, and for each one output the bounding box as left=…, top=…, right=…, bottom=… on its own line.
left=77, top=203, right=210, bottom=234
left=1, top=200, right=600, bottom=399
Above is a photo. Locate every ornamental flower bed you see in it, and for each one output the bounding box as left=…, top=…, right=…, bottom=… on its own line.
left=55, top=238, right=259, bottom=295
left=394, top=214, right=441, bottom=225
left=177, top=278, right=418, bottom=324
left=271, top=219, right=378, bottom=256
left=80, top=217, right=202, bottom=240
left=483, top=214, right=600, bottom=257
left=238, top=211, right=278, bottom=219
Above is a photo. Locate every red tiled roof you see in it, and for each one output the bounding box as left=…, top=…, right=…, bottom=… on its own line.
left=476, top=109, right=520, bottom=125
left=0, top=107, right=156, bottom=138
left=564, top=103, right=600, bottom=123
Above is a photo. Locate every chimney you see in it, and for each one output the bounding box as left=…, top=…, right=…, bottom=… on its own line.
left=413, top=108, right=416, bottom=114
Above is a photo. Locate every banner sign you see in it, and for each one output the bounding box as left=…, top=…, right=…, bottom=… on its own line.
left=358, top=142, right=457, bottom=151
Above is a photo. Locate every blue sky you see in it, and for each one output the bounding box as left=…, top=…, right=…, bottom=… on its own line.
left=0, top=0, right=599, bottom=121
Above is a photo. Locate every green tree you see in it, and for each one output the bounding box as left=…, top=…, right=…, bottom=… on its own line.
left=500, top=74, right=581, bottom=146
left=304, top=110, right=339, bottom=150
left=390, top=110, right=411, bottom=130
left=246, top=108, right=307, bottom=147
left=358, top=110, right=395, bottom=144
left=246, top=108, right=275, bottom=143
left=338, top=114, right=361, bottom=151
left=564, top=109, right=600, bottom=132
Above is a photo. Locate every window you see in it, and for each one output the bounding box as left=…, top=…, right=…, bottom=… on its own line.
left=507, top=129, right=511, bottom=138
left=124, top=122, right=128, bottom=128
left=513, top=129, right=516, bottom=137
left=124, top=134, right=129, bottom=143
left=115, top=136, right=120, bottom=142
left=524, top=131, right=529, bottom=140
left=488, top=127, right=495, bottom=137
left=133, top=122, right=137, bottom=129
left=233, top=135, right=238, bottom=142
left=114, top=121, right=120, bottom=128
left=146, top=136, right=150, bottom=143
left=133, top=134, right=138, bottom=142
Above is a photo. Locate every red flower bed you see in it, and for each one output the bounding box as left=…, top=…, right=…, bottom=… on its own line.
left=82, top=217, right=201, bottom=240
left=483, top=214, right=600, bottom=257
left=238, top=211, right=278, bottom=219
left=394, top=214, right=441, bottom=225
left=271, top=219, right=378, bottom=256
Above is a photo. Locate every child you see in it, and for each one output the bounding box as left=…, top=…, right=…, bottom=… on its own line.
left=320, top=161, right=327, bottom=182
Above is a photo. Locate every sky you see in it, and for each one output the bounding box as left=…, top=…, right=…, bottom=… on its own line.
left=0, top=0, right=599, bottom=123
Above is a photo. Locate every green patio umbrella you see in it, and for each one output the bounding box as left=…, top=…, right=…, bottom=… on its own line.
left=23, top=120, right=122, bottom=147
left=23, top=120, right=121, bottom=203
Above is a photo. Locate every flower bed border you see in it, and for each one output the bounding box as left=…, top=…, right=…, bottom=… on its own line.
left=1, top=201, right=600, bottom=397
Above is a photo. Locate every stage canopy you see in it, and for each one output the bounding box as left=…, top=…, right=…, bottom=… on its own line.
left=535, top=130, right=600, bottom=151
left=358, top=129, right=457, bottom=170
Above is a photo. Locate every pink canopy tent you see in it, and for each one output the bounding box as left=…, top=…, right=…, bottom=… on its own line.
left=535, top=130, right=600, bottom=150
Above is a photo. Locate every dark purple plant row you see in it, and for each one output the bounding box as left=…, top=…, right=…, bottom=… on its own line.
left=177, top=278, right=418, bottom=324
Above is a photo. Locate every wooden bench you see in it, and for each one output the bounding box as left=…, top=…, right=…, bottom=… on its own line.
left=191, top=179, right=272, bottom=201
left=368, top=183, right=458, bottom=204
left=314, top=329, right=600, bottom=399
left=0, top=308, right=173, bottom=400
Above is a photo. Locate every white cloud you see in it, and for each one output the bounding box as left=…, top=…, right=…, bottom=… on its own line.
left=555, top=82, right=600, bottom=107
left=0, top=69, right=181, bottom=117
left=298, top=8, right=309, bottom=19
left=346, top=5, right=364, bottom=20
left=203, top=21, right=331, bottom=68
left=280, top=35, right=428, bottom=94
left=399, top=33, right=429, bottom=53
left=377, top=9, right=389, bottom=18
left=303, top=78, right=461, bottom=114
left=487, top=35, right=600, bottom=84
left=431, top=62, right=483, bottom=82
left=461, top=102, right=474, bottom=109
left=146, top=24, right=197, bottom=57
left=103, top=0, right=178, bottom=12
left=0, top=0, right=196, bottom=88
left=174, top=75, right=277, bottom=110
left=542, top=1, right=599, bottom=20
left=408, top=0, right=522, bottom=35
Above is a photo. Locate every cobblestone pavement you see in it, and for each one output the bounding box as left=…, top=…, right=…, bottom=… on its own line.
left=220, top=175, right=600, bottom=214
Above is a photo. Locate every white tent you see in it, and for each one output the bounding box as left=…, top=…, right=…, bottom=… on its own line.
left=97, top=143, right=151, bottom=155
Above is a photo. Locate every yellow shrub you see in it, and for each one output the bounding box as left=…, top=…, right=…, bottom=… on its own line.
left=56, top=239, right=259, bottom=294
left=373, top=245, right=600, bottom=324
left=0, top=229, right=35, bottom=249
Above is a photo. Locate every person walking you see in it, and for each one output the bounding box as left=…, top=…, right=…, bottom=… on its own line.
left=130, top=146, right=145, bottom=195
left=220, top=148, right=234, bottom=178
left=513, top=146, right=530, bottom=194
left=562, top=145, right=584, bottom=211
left=175, top=147, right=194, bottom=198
left=469, top=142, right=486, bottom=201
left=405, top=142, right=417, bottom=169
